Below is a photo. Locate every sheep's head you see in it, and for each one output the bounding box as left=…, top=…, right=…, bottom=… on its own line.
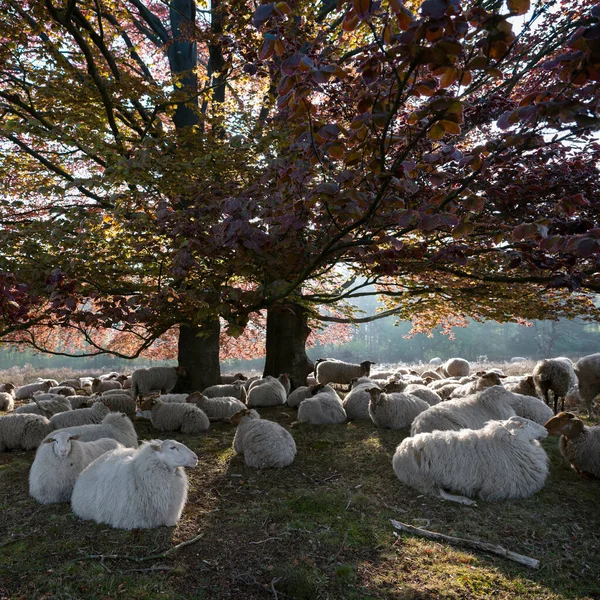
left=230, top=408, right=259, bottom=425
left=140, top=396, right=160, bottom=411
left=43, top=432, right=81, bottom=458
left=478, top=372, right=503, bottom=388
left=360, top=361, right=375, bottom=375
left=368, top=387, right=383, bottom=406
left=502, top=416, right=548, bottom=441
left=384, top=380, right=406, bottom=393
left=309, top=384, right=326, bottom=396
left=235, top=373, right=248, bottom=381
left=3, top=383, right=15, bottom=392
left=544, top=412, right=585, bottom=439
left=150, top=440, right=198, bottom=469
left=186, top=391, right=207, bottom=405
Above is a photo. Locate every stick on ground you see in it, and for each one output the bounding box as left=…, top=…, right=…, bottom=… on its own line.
left=390, top=520, right=540, bottom=569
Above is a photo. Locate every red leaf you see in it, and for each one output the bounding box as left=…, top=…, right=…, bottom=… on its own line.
left=253, top=3, right=275, bottom=28
left=353, top=0, right=373, bottom=20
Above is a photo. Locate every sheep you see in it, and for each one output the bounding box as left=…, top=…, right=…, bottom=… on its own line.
left=429, top=357, right=443, bottom=366
left=203, top=382, right=247, bottom=402
left=449, top=372, right=504, bottom=399
left=46, top=412, right=138, bottom=448
left=221, top=373, right=247, bottom=384
left=438, top=358, right=470, bottom=378
left=410, top=386, right=516, bottom=435
left=287, top=386, right=312, bottom=408
left=71, top=439, right=198, bottom=529
left=402, top=384, right=442, bottom=406
left=0, top=385, right=15, bottom=412
left=545, top=412, right=600, bottom=478
left=393, top=416, right=550, bottom=505
left=297, top=392, right=347, bottom=425
left=14, top=380, right=52, bottom=400
left=573, top=353, right=600, bottom=417
left=102, top=388, right=134, bottom=397
left=368, top=388, right=429, bottom=429
left=343, top=378, right=380, bottom=420
left=35, top=378, right=59, bottom=387
left=96, top=392, right=137, bottom=415
left=186, top=392, right=246, bottom=420
left=59, top=378, right=82, bottom=389
left=370, top=370, right=398, bottom=380
left=92, top=378, right=122, bottom=394
left=50, top=402, right=110, bottom=430
left=503, top=391, right=554, bottom=425
left=0, top=414, right=52, bottom=451
left=247, top=375, right=289, bottom=408
left=243, top=376, right=261, bottom=391
left=69, top=395, right=94, bottom=409
left=504, top=375, right=539, bottom=398
left=98, top=372, right=121, bottom=380
left=231, top=409, right=296, bottom=468
left=0, top=383, right=16, bottom=393
left=47, top=386, right=76, bottom=397
left=29, top=432, right=122, bottom=504
left=434, top=383, right=463, bottom=400
left=14, top=396, right=72, bottom=417
left=131, top=366, right=186, bottom=400
left=315, top=359, right=375, bottom=385
left=154, top=393, right=188, bottom=403
left=420, top=370, right=443, bottom=380
left=141, top=397, right=210, bottom=434
left=532, top=358, right=579, bottom=414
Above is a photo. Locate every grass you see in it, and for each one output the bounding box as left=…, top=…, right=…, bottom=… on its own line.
left=0, top=364, right=599, bottom=599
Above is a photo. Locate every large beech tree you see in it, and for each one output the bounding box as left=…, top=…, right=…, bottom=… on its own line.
left=1, top=0, right=600, bottom=388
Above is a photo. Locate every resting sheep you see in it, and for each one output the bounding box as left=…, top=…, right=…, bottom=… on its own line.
left=504, top=375, right=539, bottom=398
left=393, top=416, right=550, bottom=504
left=141, top=398, right=210, bottom=434
left=186, top=392, right=246, bottom=421
left=203, top=382, right=247, bottom=402
left=97, top=392, right=137, bottom=415
left=47, top=386, right=76, bottom=397
left=0, top=414, right=52, bottom=451
left=297, top=391, right=346, bottom=425
left=69, top=396, right=94, bottom=409
left=315, top=360, right=375, bottom=385
left=573, top=353, right=600, bottom=417
left=247, top=375, right=289, bottom=408
left=231, top=409, right=296, bottom=468
left=92, top=378, right=122, bottom=394
left=71, top=439, right=198, bottom=529
left=342, top=378, right=379, bottom=421
left=131, top=366, right=186, bottom=400
left=14, top=380, right=52, bottom=400
left=368, top=388, right=429, bottom=429
left=449, top=372, right=504, bottom=399
left=0, top=385, right=15, bottom=412
left=438, top=358, right=470, bottom=378
left=221, top=373, right=247, bottom=384
left=49, top=402, right=110, bottom=430
left=532, top=358, right=578, bottom=414
left=402, top=384, right=442, bottom=406
left=29, top=432, right=122, bottom=504
left=15, top=396, right=72, bottom=417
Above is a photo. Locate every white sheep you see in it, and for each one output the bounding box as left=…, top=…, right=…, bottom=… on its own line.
left=14, top=396, right=72, bottom=417
left=438, top=358, right=470, bottom=378
left=287, top=385, right=312, bottom=408
left=315, top=359, right=375, bottom=385
left=155, top=394, right=189, bottom=403
left=247, top=375, right=289, bottom=408
left=203, top=381, right=247, bottom=402
left=504, top=375, right=539, bottom=398
left=532, top=357, right=578, bottom=414
left=71, top=439, right=198, bottom=529
left=0, top=414, right=52, bottom=451
left=342, top=377, right=379, bottom=420
left=573, top=353, right=600, bottom=417
left=97, top=392, right=137, bottom=415
left=0, top=384, right=15, bottom=412
left=393, top=416, right=550, bottom=504
left=410, top=386, right=516, bottom=435
left=29, top=431, right=122, bottom=504
left=69, top=396, right=94, bottom=409
left=503, top=391, right=554, bottom=425
left=48, top=386, right=76, bottom=397
left=131, top=366, right=186, bottom=400
left=221, top=373, right=247, bottom=384
left=186, top=392, right=246, bottom=421
left=402, top=384, right=442, bottom=406
left=92, top=378, right=122, bottom=394
left=368, top=388, right=429, bottom=429
left=14, top=380, right=52, bottom=400
left=46, top=412, right=138, bottom=448
left=59, top=378, right=82, bottom=389
left=449, top=372, right=504, bottom=399
left=231, top=409, right=296, bottom=468
left=297, top=392, right=347, bottom=425
left=50, top=402, right=110, bottom=430
left=141, top=398, right=210, bottom=434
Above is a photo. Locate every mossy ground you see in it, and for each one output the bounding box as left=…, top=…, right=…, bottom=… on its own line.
left=1, top=388, right=599, bottom=599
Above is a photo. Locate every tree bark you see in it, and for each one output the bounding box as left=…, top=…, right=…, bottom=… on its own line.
left=176, top=320, right=221, bottom=392
left=263, top=303, right=314, bottom=390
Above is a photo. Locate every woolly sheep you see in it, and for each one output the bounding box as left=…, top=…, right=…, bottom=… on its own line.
left=0, top=383, right=16, bottom=393
left=92, top=378, right=122, bottom=394
left=438, top=358, right=470, bottom=378
left=0, top=414, right=52, bottom=451
left=403, top=384, right=442, bottom=406
left=186, top=392, right=246, bottom=420
left=14, top=380, right=52, bottom=400
left=504, top=375, right=539, bottom=398
left=316, top=360, right=375, bottom=385
left=410, top=386, right=516, bottom=435
left=69, top=395, right=94, bottom=409
left=343, top=378, right=380, bottom=420
left=29, top=432, right=122, bottom=504
left=221, top=373, right=247, bottom=384
left=429, top=357, right=443, bottom=366
left=434, top=383, right=463, bottom=400
left=96, top=393, right=137, bottom=415
left=532, top=358, right=579, bottom=414
left=0, top=391, right=15, bottom=412
left=297, top=392, right=347, bottom=425
left=287, top=386, right=312, bottom=408
left=420, top=370, right=443, bottom=380
left=503, top=391, right=554, bottom=425
left=102, top=388, right=134, bottom=397
left=203, top=381, right=247, bottom=402
left=449, top=372, right=504, bottom=399
left=155, top=393, right=188, bottom=403
left=243, top=376, right=261, bottom=391
left=50, top=402, right=110, bottom=430
left=247, top=375, right=289, bottom=408
left=71, top=439, right=198, bottom=529
left=393, top=416, right=549, bottom=504
left=141, top=398, right=210, bottom=434
left=383, top=379, right=408, bottom=393
left=573, top=353, right=600, bottom=417
left=231, top=409, right=296, bottom=468
left=131, top=366, right=186, bottom=400
left=545, top=412, right=600, bottom=478
left=15, top=396, right=72, bottom=417
left=368, top=388, right=429, bottom=429
left=59, top=378, right=82, bottom=389
left=47, top=386, right=76, bottom=397
left=47, top=412, right=138, bottom=448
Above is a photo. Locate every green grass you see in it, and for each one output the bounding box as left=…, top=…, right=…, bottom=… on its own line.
left=1, top=403, right=599, bottom=599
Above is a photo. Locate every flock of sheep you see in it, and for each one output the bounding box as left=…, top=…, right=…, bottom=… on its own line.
left=0, top=353, right=599, bottom=530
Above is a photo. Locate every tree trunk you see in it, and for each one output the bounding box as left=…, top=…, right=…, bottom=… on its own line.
left=176, top=320, right=221, bottom=392
left=263, top=303, right=314, bottom=390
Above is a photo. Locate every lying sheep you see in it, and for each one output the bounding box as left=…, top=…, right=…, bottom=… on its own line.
left=141, top=398, right=210, bottom=434
left=393, top=416, right=550, bottom=504
left=45, top=412, right=138, bottom=448
left=504, top=391, right=554, bottom=425
left=343, top=377, right=380, bottom=420
left=0, top=414, right=52, bottom=451
left=449, top=372, right=504, bottom=399
left=297, top=391, right=346, bottom=425
left=438, top=358, right=470, bottom=378
left=504, top=375, right=539, bottom=398
left=573, top=353, right=600, bottom=417
left=231, top=409, right=296, bottom=468
left=383, top=379, right=408, bottom=393
left=411, top=386, right=516, bottom=435
left=131, top=366, right=186, bottom=400
left=50, top=402, right=110, bottom=430
left=15, top=396, right=72, bottom=417
left=0, top=383, right=15, bottom=393
left=29, top=431, right=122, bottom=504
left=59, top=378, right=82, bottom=389
left=0, top=385, right=15, bottom=412
left=69, top=396, right=94, bottom=409
left=186, top=392, right=246, bottom=421
left=155, top=394, right=189, bottom=403
left=221, top=373, right=247, bottom=384
left=287, top=386, right=312, bottom=408
left=420, top=370, right=443, bottom=380
left=92, top=378, right=122, bottom=394
left=48, top=386, right=76, bottom=397
left=316, top=360, right=375, bottom=385
left=368, top=388, right=429, bottom=429
left=247, top=375, right=289, bottom=408
left=403, top=384, right=442, bottom=406
left=532, top=357, right=578, bottom=414
left=71, top=439, right=198, bottom=529
left=545, top=412, right=600, bottom=478
left=203, top=382, right=247, bottom=402
left=14, top=380, right=52, bottom=400
left=97, top=392, right=137, bottom=415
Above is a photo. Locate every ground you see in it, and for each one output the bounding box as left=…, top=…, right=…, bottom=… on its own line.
left=0, top=364, right=599, bottom=600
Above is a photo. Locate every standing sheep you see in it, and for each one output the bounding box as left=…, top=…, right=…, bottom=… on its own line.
left=29, top=432, right=122, bottom=504
left=532, top=357, right=579, bottom=414
left=573, top=353, right=600, bottom=417
left=316, top=360, right=375, bottom=385
left=247, top=375, right=289, bottom=408
left=231, top=409, right=296, bottom=468
left=50, top=402, right=110, bottom=430
left=46, top=412, right=138, bottom=448
left=141, top=398, right=210, bottom=434
left=0, top=414, right=52, bottom=451
left=131, top=366, right=186, bottom=400
left=368, top=388, right=429, bottom=430
left=393, top=416, right=550, bottom=504
left=71, top=439, right=198, bottom=529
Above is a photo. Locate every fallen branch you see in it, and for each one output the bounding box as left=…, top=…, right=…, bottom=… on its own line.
left=390, top=520, right=539, bottom=569
left=72, top=532, right=205, bottom=564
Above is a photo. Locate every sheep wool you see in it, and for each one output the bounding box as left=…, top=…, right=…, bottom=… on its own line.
left=142, top=398, right=210, bottom=434
left=316, top=360, right=375, bottom=385
left=186, top=393, right=246, bottom=421
left=368, top=389, right=429, bottom=429
left=402, top=384, right=442, bottom=406
left=29, top=432, right=122, bottom=504
left=71, top=439, right=198, bottom=529
left=98, top=393, right=137, bottom=415
left=440, top=358, right=470, bottom=378
left=131, top=366, right=186, bottom=400
left=297, top=393, right=347, bottom=425
left=393, top=416, right=550, bottom=503
left=92, top=379, right=122, bottom=394
left=343, top=378, right=379, bottom=420
left=203, top=382, right=247, bottom=402
left=573, top=353, right=600, bottom=417
left=47, top=386, right=76, bottom=397
left=15, top=396, right=72, bottom=417
left=46, top=412, right=138, bottom=448
left=69, top=396, right=94, bottom=409
left=0, top=392, right=14, bottom=412
left=14, top=381, right=52, bottom=401
left=50, top=402, right=110, bottom=430
left=231, top=409, right=296, bottom=468
left=449, top=372, right=503, bottom=399
left=504, top=376, right=539, bottom=398
left=287, top=386, right=312, bottom=408
left=0, top=414, right=52, bottom=451
left=532, top=358, right=578, bottom=414
left=504, top=392, right=554, bottom=425
left=247, top=376, right=288, bottom=408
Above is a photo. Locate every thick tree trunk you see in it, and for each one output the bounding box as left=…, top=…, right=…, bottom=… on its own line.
left=176, top=320, right=221, bottom=392
left=263, top=303, right=314, bottom=390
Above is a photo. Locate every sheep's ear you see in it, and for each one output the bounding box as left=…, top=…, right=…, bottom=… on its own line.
left=43, top=438, right=55, bottom=444
left=69, top=435, right=81, bottom=441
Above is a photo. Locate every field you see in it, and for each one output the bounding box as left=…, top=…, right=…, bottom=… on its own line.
left=1, top=364, right=599, bottom=600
